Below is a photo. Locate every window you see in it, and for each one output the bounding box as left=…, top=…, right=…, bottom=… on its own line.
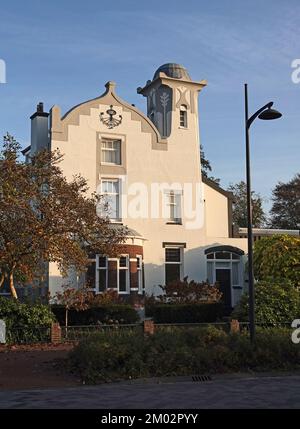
left=119, top=256, right=129, bottom=293
left=179, top=105, right=187, bottom=128
left=137, top=255, right=143, bottom=294
left=101, top=139, right=121, bottom=165
left=166, top=191, right=182, bottom=223
left=165, top=247, right=183, bottom=284
left=96, top=255, right=107, bottom=292
left=86, top=260, right=96, bottom=289
left=101, top=179, right=120, bottom=220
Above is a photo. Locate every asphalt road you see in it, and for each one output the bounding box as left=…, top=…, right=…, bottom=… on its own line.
left=0, top=374, right=300, bottom=409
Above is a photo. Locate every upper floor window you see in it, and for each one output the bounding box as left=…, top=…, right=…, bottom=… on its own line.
left=101, top=139, right=121, bottom=165
left=179, top=105, right=187, bottom=128
left=166, top=191, right=182, bottom=224
left=101, top=179, right=120, bottom=220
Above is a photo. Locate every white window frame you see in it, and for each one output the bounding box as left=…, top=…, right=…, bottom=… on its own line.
left=96, top=255, right=108, bottom=293
left=118, top=255, right=130, bottom=294
left=101, top=178, right=121, bottom=221
left=206, top=252, right=243, bottom=305
left=164, top=246, right=184, bottom=284
left=166, top=190, right=182, bottom=223
left=136, top=255, right=143, bottom=294
left=101, top=139, right=121, bottom=165
left=179, top=105, right=188, bottom=128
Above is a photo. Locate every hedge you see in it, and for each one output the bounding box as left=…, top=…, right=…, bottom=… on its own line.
left=0, top=297, right=55, bottom=343
left=145, top=303, right=226, bottom=323
left=68, top=327, right=300, bottom=383
left=51, top=304, right=139, bottom=326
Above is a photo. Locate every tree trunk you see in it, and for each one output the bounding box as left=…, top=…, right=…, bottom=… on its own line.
left=0, top=274, right=4, bottom=289
left=9, top=272, right=18, bottom=299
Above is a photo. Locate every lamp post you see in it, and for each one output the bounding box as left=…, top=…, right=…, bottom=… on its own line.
left=244, top=84, right=282, bottom=343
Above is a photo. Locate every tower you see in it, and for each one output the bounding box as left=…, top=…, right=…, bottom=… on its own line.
left=137, top=63, right=206, bottom=138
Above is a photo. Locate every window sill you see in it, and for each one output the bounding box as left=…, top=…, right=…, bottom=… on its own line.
left=178, top=126, right=188, bottom=130
left=100, top=162, right=122, bottom=167
left=166, top=221, right=182, bottom=225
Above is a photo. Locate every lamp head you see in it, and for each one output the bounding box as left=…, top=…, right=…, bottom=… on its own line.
left=258, top=107, right=282, bottom=120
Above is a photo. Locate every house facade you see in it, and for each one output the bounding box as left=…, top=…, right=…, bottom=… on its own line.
left=23, top=63, right=249, bottom=307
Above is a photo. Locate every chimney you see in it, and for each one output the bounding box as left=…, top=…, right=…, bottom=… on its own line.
left=30, top=102, right=49, bottom=155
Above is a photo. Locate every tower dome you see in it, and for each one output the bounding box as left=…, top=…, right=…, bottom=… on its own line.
left=153, top=63, right=191, bottom=81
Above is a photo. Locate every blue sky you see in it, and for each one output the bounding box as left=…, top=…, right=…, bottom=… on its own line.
left=0, top=0, right=299, bottom=213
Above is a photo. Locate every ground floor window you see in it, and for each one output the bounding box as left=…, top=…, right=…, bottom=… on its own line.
left=87, top=254, right=134, bottom=294
left=96, top=255, right=108, bottom=292
left=165, top=247, right=183, bottom=285
left=137, top=255, right=143, bottom=294
left=118, top=255, right=129, bottom=294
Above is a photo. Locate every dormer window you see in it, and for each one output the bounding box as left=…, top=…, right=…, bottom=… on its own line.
left=179, top=105, right=187, bottom=128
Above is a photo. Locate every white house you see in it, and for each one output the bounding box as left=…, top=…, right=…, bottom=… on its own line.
left=22, top=63, right=250, bottom=308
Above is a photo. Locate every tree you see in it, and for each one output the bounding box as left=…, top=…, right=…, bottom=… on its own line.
left=0, top=133, right=127, bottom=299
left=269, top=174, right=300, bottom=229
left=228, top=181, right=266, bottom=228
left=54, top=285, right=93, bottom=328
left=200, top=144, right=220, bottom=185
left=253, top=235, right=300, bottom=287
left=232, top=279, right=300, bottom=323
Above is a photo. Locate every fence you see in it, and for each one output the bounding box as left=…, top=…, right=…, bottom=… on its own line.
left=61, top=323, right=143, bottom=342
left=5, top=326, right=51, bottom=344
left=3, top=320, right=293, bottom=345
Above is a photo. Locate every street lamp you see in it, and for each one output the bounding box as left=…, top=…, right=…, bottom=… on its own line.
left=244, top=83, right=282, bottom=343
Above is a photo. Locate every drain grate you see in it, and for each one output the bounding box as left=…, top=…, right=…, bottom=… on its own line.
left=191, top=375, right=212, bottom=382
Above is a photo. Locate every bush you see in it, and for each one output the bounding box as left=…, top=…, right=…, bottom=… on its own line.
left=232, top=279, right=300, bottom=323
left=253, top=235, right=300, bottom=287
left=157, top=277, right=222, bottom=304
left=0, top=297, right=55, bottom=343
left=145, top=303, right=226, bottom=323
left=68, top=326, right=300, bottom=383
left=51, top=304, right=139, bottom=326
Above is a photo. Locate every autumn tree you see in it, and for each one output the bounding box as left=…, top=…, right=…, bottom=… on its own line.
left=228, top=181, right=266, bottom=228
left=0, top=133, right=127, bottom=299
left=269, top=173, right=300, bottom=230
left=54, top=285, right=93, bottom=328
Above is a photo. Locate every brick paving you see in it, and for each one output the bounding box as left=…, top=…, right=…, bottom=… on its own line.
left=0, top=375, right=300, bottom=409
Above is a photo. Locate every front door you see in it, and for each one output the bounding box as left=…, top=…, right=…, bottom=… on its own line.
left=216, top=269, right=232, bottom=309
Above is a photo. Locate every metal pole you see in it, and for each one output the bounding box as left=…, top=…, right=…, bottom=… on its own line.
left=244, top=83, right=255, bottom=343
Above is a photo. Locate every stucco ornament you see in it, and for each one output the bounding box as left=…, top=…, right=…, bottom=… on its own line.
left=100, top=105, right=122, bottom=129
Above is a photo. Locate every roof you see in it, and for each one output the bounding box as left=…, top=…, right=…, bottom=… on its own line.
left=153, top=63, right=191, bottom=81
left=21, top=145, right=31, bottom=155
left=239, top=227, right=300, bottom=237
left=202, top=176, right=234, bottom=200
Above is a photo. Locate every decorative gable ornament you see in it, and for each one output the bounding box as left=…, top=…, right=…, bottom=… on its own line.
left=100, top=105, right=122, bottom=129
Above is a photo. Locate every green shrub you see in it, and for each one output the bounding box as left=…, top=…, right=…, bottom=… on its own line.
left=51, top=304, right=139, bottom=326
left=253, top=235, right=300, bottom=287
left=145, top=303, right=226, bottom=323
left=232, top=279, right=300, bottom=323
left=68, top=326, right=300, bottom=383
left=0, top=297, right=55, bottom=343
